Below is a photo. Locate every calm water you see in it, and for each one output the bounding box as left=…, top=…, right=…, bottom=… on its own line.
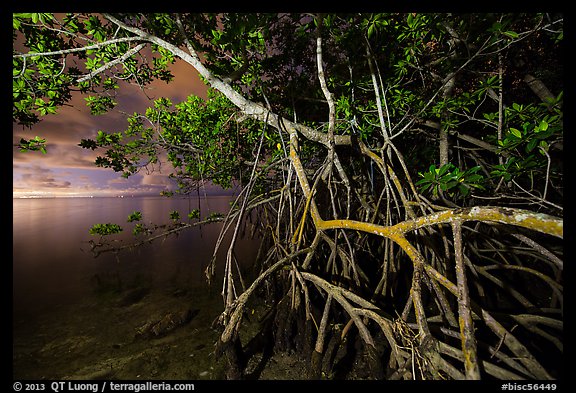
left=13, top=195, right=260, bottom=322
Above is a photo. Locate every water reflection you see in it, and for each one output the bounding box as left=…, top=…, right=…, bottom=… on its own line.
left=13, top=196, right=260, bottom=321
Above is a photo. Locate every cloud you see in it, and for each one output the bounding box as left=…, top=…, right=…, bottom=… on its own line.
left=15, top=164, right=72, bottom=190
left=149, top=59, right=208, bottom=102
left=13, top=45, right=209, bottom=198
left=139, top=172, right=175, bottom=187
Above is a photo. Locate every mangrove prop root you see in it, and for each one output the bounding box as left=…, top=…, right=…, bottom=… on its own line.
left=208, top=92, right=562, bottom=380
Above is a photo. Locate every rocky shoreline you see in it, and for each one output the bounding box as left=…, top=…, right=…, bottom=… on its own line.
left=13, top=284, right=228, bottom=380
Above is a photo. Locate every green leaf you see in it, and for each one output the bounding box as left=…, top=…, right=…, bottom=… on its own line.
left=536, top=120, right=548, bottom=132
left=188, top=209, right=200, bottom=219
left=407, top=13, right=414, bottom=28
left=458, top=185, right=470, bottom=197
left=133, top=223, right=146, bottom=236
left=502, top=30, right=519, bottom=39
left=415, top=177, right=427, bottom=186
left=437, top=163, right=452, bottom=176
left=526, top=138, right=538, bottom=153
left=169, top=210, right=180, bottom=221
left=510, top=128, right=522, bottom=138
left=466, top=174, right=483, bottom=183
left=368, top=24, right=375, bottom=38
left=127, top=211, right=142, bottom=222
left=89, top=223, right=123, bottom=236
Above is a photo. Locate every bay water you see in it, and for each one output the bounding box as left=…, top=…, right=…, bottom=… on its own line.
left=13, top=195, right=261, bottom=379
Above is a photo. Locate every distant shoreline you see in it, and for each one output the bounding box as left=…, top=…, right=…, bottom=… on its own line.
left=13, top=192, right=238, bottom=199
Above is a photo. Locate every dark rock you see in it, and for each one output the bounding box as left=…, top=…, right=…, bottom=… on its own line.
left=135, top=308, right=199, bottom=339
left=115, top=287, right=150, bottom=307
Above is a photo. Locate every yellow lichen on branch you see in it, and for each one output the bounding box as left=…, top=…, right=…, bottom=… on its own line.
left=390, top=206, right=562, bottom=238
left=316, top=206, right=562, bottom=240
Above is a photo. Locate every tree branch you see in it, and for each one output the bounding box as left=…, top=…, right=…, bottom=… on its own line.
left=76, top=43, right=146, bottom=83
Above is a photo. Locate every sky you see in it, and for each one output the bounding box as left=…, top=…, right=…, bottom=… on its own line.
left=12, top=57, right=213, bottom=198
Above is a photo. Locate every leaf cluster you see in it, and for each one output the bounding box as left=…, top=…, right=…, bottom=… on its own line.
left=416, top=163, right=485, bottom=200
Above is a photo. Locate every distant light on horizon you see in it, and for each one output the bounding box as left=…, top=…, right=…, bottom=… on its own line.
left=12, top=181, right=239, bottom=199
left=12, top=189, right=162, bottom=199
